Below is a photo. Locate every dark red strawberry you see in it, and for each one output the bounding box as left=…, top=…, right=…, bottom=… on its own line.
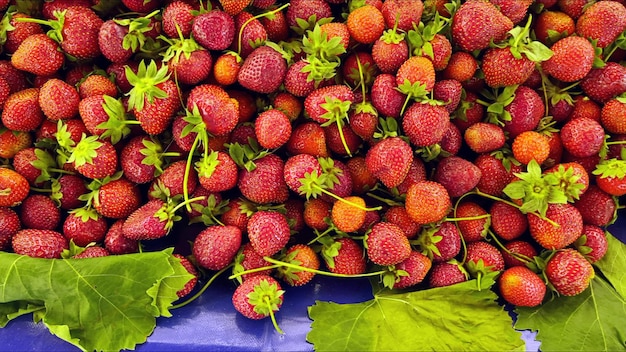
left=193, top=225, right=243, bottom=271
left=501, top=240, right=538, bottom=268
left=560, top=117, right=605, bottom=158
left=455, top=201, right=489, bottom=243
left=193, top=9, right=236, bottom=51
left=428, top=261, right=469, bottom=288
left=433, top=156, right=482, bottom=198
left=366, top=221, right=412, bottom=266
left=238, top=154, right=289, bottom=204
left=173, top=254, right=199, bottom=298
left=573, top=185, right=617, bottom=227
left=383, top=206, right=421, bottom=239
left=120, top=135, right=163, bottom=185
left=394, top=251, right=432, bottom=289
left=418, top=221, right=462, bottom=263
left=371, top=73, right=405, bottom=118
left=53, top=174, right=87, bottom=211
left=365, top=137, right=413, bottom=189
left=104, top=219, right=139, bottom=255
left=94, top=177, right=142, bottom=219
left=247, top=210, right=291, bottom=256
left=62, top=209, right=108, bottom=247
left=12, top=229, right=68, bottom=259
left=574, top=224, right=608, bottom=263
left=231, top=11, right=267, bottom=58
left=490, top=201, right=528, bottom=241
left=238, top=45, right=287, bottom=94
left=19, top=194, right=61, bottom=231
left=474, top=153, right=521, bottom=196
left=451, top=0, right=514, bottom=52
left=0, top=207, right=20, bottom=250
left=581, top=62, right=626, bottom=103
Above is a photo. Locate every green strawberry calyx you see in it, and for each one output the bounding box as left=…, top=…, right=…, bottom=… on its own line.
left=247, top=278, right=285, bottom=334
left=188, top=193, right=229, bottom=226
left=275, top=248, right=308, bottom=286
left=125, top=59, right=170, bottom=112
left=97, top=95, right=139, bottom=145
left=140, top=137, right=175, bottom=177
left=155, top=196, right=207, bottom=233
left=320, top=96, right=353, bottom=156
left=413, top=225, right=444, bottom=260
left=480, top=85, right=518, bottom=126
left=227, top=138, right=271, bottom=172
left=14, top=9, right=66, bottom=44
left=547, top=164, right=586, bottom=202
left=592, top=158, right=626, bottom=179
left=406, top=11, right=449, bottom=59
left=67, top=134, right=103, bottom=168
left=159, top=24, right=204, bottom=65
left=301, top=23, right=345, bottom=86
left=493, top=15, right=553, bottom=63
left=0, top=6, right=17, bottom=47
left=195, top=150, right=220, bottom=180
left=113, top=10, right=160, bottom=53
left=30, top=148, right=58, bottom=184
left=68, top=207, right=101, bottom=223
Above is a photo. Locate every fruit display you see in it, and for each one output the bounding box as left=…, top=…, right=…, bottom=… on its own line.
left=0, top=0, right=625, bottom=351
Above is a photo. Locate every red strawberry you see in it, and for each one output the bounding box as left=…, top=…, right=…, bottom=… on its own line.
left=371, top=73, right=405, bottom=118
left=186, top=84, right=239, bottom=137
left=322, top=237, right=367, bottom=275
left=197, top=151, right=238, bottom=193
left=62, top=209, right=108, bottom=247
left=545, top=248, right=594, bottom=296
left=580, top=63, right=626, bottom=103
left=0, top=207, right=20, bottom=250
left=12, top=229, right=68, bottom=259
left=463, top=122, right=506, bottom=154
left=73, top=246, right=110, bottom=259
left=534, top=10, right=575, bottom=44
left=501, top=240, right=538, bottom=268
left=0, top=167, right=30, bottom=207
left=428, top=261, right=468, bottom=288
left=366, top=221, right=412, bottom=266
left=383, top=206, right=421, bottom=239
left=371, top=27, right=409, bottom=74
left=474, top=153, right=521, bottom=196
left=247, top=210, right=290, bottom=257
left=193, top=9, right=236, bottom=51
left=402, top=103, right=449, bottom=147
left=393, top=251, right=432, bottom=289
left=286, top=0, right=332, bottom=29
left=238, top=154, right=289, bottom=205
left=10, top=34, right=64, bottom=76
left=173, top=254, right=199, bottom=298
left=560, top=117, right=605, bottom=158
left=482, top=47, right=536, bottom=88
left=4, top=12, right=44, bottom=54
left=574, top=224, right=608, bottom=263
left=573, top=185, right=616, bottom=227
left=498, top=266, right=546, bottom=307
left=277, top=244, right=320, bottom=286
left=19, top=194, right=61, bottom=231
left=501, top=85, right=545, bottom=139
left=78, top=74, right=118, bottom=100
left=433, top=79, right=463, bottom=114
left=451, top=0, right=514, bottom=52
left=576, top=0, right=626, bottom=48
left=433, top=156, right=482, bottom=198
left=193, top=225, right=243, bottom=271
left=380, top=0, right=424, bottom=32
left=405, top=181, right=451, bottom=225
left=104, top=219, right=139, bottom=255
left=420, top=221, right=462, bottom=263
left=490, top=201, right=528, bottom=241
left=231, top=11, right=267, bottom=58
left=53, top=175, right=87, bottom=211
left=528, top=203, right=583, bottom=250
left=39, top=78, right=80, bottom=121
left=304, top=85, right=355, bottom=124
left=465, top=241, right=505, bottom=274
left=365, top=137, right=413, bottom=189
left=0, top=130, right=32, bottom=160
left=120, top=135, right=162, bottom=185
left=161, top=37, right=213, bottom=86
left=283, top=60, right=317, bottom=98
left=162, top=1, right=195, bottom=38
left=233, top=242, right=274, bottom=280
left=232, top=274, right=284, bottom=321
left=69, top=137, right=118, bottom=180
left=98, top=20, right=133, bottom=64
left=455, top=201, right=489, bottom=243
left=2, top=88, right=44, bottom=132
left=94, top=177, right=141, bottom=219
left=123, top=199, right=178, bottom=240
left=255, top=109, right=292, bottom=149
left=542, top=36, right=595, bottom=82
left=148, top=160, right=197, bottom=200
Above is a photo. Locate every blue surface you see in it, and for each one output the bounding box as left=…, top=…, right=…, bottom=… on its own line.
left=0, top=217, right=624, bottom=351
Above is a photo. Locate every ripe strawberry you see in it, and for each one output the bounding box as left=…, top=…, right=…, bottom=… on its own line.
left=123, top=199, right=178, bottom=240
left=283, top=59, right=316, bottom=98
left=371, top=73, right=405, bottom=118
left=273, top=92, right=303, bottom=122
left=490, top=201, right=528, bottom=241
left=62, top=210, right=109, bottom=247
left=542, top=36, right=595, bottom=82
left=0, top=129, right=32, bottom=159
left=383, top=206, right=421, bottom=239
left=162, top=1, right=195, bottom=38
left=601, top=98, right=626, bottom=134
left=73, top=246, right=110, bottom=259
left=433, top=156, right=482, bottom=198
left=238, top=154, right=289, bottom=204
left=570, top=95, right=601, bottom=121
left=77, top=95, right=111, bottom=137
left=438, top=122, right=463, bottom=155
left=219, top=0, right=250, bottom=15
left=232, top=274, right=284, bottom=321
left=405, top=181, right=451, bottom=225
left=451, top=0, right=514, bottom=52
left=433, top=79, right=463, bottom=114
left=366, top=221, right=412, bottom=266
left=149, top=160, right=197, bottom=200
left=231, top=11, right=267, bottom=58
left=277, top=244, right=320, bottom=286
left=303, top=198, right=331, bottom=231
left=394, top=251, right=432, bottom=289
left=581, top=63, right=626, bottom=103
left=528, top=203, right=583, bottom=249
left=19, top=194, right=61, bottom=231
left=365, top=137, right=412, bottom=189
left=501, top=85, right=545, bottom=139
left=52, top=174, right=87, bottom=211
left=465, top=241, right=505, bottom=273
left=197, top=151, right=238, bottom=193
left=254, top=109, right=292, bottom=149
left=259, top=6, right=288, bottom=42
left=323, top=123, right=362, bottom=157
left=346, top=4, right=385, bottom=44
left=490, top=0, right=533, bottom=24
left=193, top=225, right=243, bottom=271
left=594, top=159, right=626, bottom=197
left=442, top=51, right=478, bottom=82
left=463, top=122, right=505, bottom=154
left=545, top=248, right=594, bottom=296
left=94, top=177, right=141, bottom=219
left=2, top=88, right=44, bottom=132
left=501, top=240, right=538, bottom=268
left=12, top=229, right=68, bottom=259
left=304, top=85, right=355, bottom=124
left=575, top=224, right=608, bottom=263
left=455, top=201, right=489, bottom=243
left=320, top=159, right=353, bottom=203
left=396, top=56, right=436, bottom=93
left=320, top=22, right=350, bottom=51
left=482, top=47, right=535, bottom=88
left=10, top=34, right=64, bottom=76
left=186, top=84, right=239, bottom=137
left=233, top=242, right=274, bottom=280
left=247, top=210, right=290, bottom=256
left=286, top=0, right=331, bottom=29
left=428, top=261, right=468, bottom=288
left=78, top=75, right=118, bottom=100
left=331, top=196, right=367, bottom=233
left=0, top=60, right=28, bottom=93
left=98, top=20, right=133, bottom=64
left=498, top=266, right=546, bottom=307
left=576, top=0, right=626, bottom=48
left=4, top=13, right=44, bottom=54
left=69, top=137, right=118, bottom=180
left=372, top=27, right=409, bottom=74
left=402, top=103, right=449, bottom=147
left=193, top=10, right=236, bottom=51
left=171, top=254, right=198, bottom=298
left=560, top=117, right=605, bottom=158
left=573, top=185, right=616, bottom=227
left=534, top=10, right=575, bottom=44
left=0, top=207, right=20, bottom=250
left=474, top=153, right=521, bottom=196
left=346, top=156, right=378, bottom=195
left=104, top=219, right=139, bottom=255
left=322, top=237, right=367, bottom=275
left=0, top=167, right=30, bottom=207
left=421, top=221, right=462, bottom=263
left=120, top=135, right=161, bottom=185
left=39, top=78, right=80, bottom=121
left=512, top=131, right=550, bottom=165
left=121, top=0, right=162, bottom=13
left=380, top=0, right=424, bottom=32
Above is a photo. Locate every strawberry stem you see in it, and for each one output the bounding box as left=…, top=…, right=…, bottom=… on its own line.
left=486, top=229, right=532, bottom=264
left=236, top=3, right=290, bottom=56
left=444, top=214, right=491, bottom=221
left=365, top=191, right=404, bottom=207
left=265, top=295, right=284, bottom=334
left=171, top=264, right=232, bottom=310
left=472, top=188, right=561, bottom=227
left=313, top=184, right=382, bottom=211
left=183, top=133, right=201, bottom=212
left=171, top=196, right=207, bottom=214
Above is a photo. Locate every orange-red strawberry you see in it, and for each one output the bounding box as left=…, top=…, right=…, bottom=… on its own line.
left=78, top=74, right=118, bottom=100
left=303, top=198, right=331, bottom=231
left=0, top=129, right=31, bottom=159
left=0, top=167, right=30, bottom=207
left=451, top=0, right=513, bottom=52
left=571, top=95, right=601, bottom=121
left=396, top=55, right=436, bottom=93
left=512, top=130, right=550, bottom=165
left=498, top=266, right=546, bottom=307
left=346, top=156, right=378, bottom=194
left=542, top=36, right=595, bottom=82
left=213, top=53, right=242, bottom=86
left=366, top=221, right=412, bottom=266
left=557, top=0, right=590, bottom=19
left=331, top=196, right=367, bottom=233
left=94, top=177, right=141, bottom=219
left=576, top=0, right=626, bottom=48
left=319, top=22, right=350, bottom=51
left=193, top=225, right=243, bottom=271
left=148, top=160, right=198, bottom=200
left=277, top=244, right=320, bottom=286
left=405, top=181, right=451, bottom=225
left=62, top=209, right=109, bottom=247
left=219, top=0, right=250, bottom=15
left=455, top=201, right=489, bottom=243
left=365, top=137, right=413, bottom=189
left=442, top=51, right=478, bottom=82
left=2, top=88, right=44, bottom=132
left=39, top=78, right=80, bottom=121
left=12, top=229, right=68, bottom=259
left=347, top=5, right=385, bottom=45
left=384, top=206, right=421, bottom=239
left=463, top=122, right=506, bottom=154
left=528, top=203, right=583, bottom=249
left=545, top=248, right=594, bottom=296
left=10, top=34, right=64, bottom=76
left=490, top=201, right=528, bottom=241
left=247, top=210, right=290, bottom=256
left=534, top=10, right=575, bottom=44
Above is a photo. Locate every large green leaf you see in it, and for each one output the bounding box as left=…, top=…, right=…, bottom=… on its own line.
left=515, top=277, right=626, bottom=351
left=307, top=276, right=525, bottom=351
left=0, top=249, right=193, bottom=352
left=595, top=232, right=626, bottom=298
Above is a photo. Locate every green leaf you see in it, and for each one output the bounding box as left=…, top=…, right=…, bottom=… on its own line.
left=595, top=232, right=626, bottom=298
left=307, top=276, right=524, bottom=351
left=515, top=276, right=626, bottom=351
left=0, top=249, right=193, bottom=351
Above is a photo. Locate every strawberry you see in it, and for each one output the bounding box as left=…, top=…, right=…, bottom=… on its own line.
left=272, top=92, right=303, bottom=122
left=463, top=122, right=506, bottom=154
left=68, top=137, right=118, bottom=180
left=452, top=91, right=485, bottom=132
left=259, top=6, right=289, bottom=42
left=247, top=210, right=290, bottom=256
left=428, top=261, right=468, bottom=288
left=570, top=95, right=601, bottom=121
left=53, top=175, right=88, bottom=211
left=501, top=240, right=538, bottom=268
left=321, top=237, right=367, bottom=275
left=420, top=221, right=462, bottom=263
left=162, top=1, right=195, bottom=38
left=120, top=135, right=163, bottom=185
left=490, top=201, right=528, bottom=241
left=238, top=154, right=289, bottom=204
left=396, top=56, right=436, bottom=93
left=371, top=25, right=409, bottom=74
left=465, top=241, right=505, bottom=274
left=197, top=151, right=238, bottom=193
left=283, top=59, right=317, bottom=98
left=62, top=209, right=109, bottom=247
left=490, top=0, right=533, bottom=24
left=4, top=12, right=44, bottom=54
left=123, top=199, right=183, bottom=240
left=39, top=78, right=80, bottom=121
left=277, top=244, right=320, bottom=286
left=78, top=74, right=118, bottom=100
left=186, top=84, right=239, bottom=137
left=433, top=79, right=463, bottom=114
left=545, top=248, right=594, bottom=296
left=193, top=10, right=236, bottom=51
left=0, top=129, right=32, bottom=159
left=160, top=34, right=213, bottom=86
left=573, top=185, right=617, bottom=227
left=498, top=266, right=546, bottom=307
left=73, top=246, right=110, bottom=259
left=481, top=47, right=536, bottom=88
left=10, top=34, right=64, bottom=76
left=0, top=207, right=20, bottom=250
left=254, top=109, right=291, bottom=149
left=303, top=198, right=331, bottom=231
left=575, top=224, right=608, bottom=263
left=575, top=0, right=626, bottom=48
left=347, top=4, right=385, bottom=44
left=600, top=98, right=626, bottom=135
left=2, top=88, right=44, bottom=132
left=12, top=229, right=68, bottom=259
left=323, top=123, right=362, bottom=157
left=104, top=219, right=139, bottom=255
left=41, top=0, right=92, bottom=19
left=500, top=85, right=545, bottom=139
left=405, top=181, right=451, bottom=225
left=560, top=117, right=605, bottom=158
left=331, top=196, right=368, bottom=233
left=19, top=194, right=61, bottom=231
left=0, top=167, right=30, bottom=207
left=304, top=85, right=355, bottom=124
left=149, top=160, right=197, bottom=200
left=172, top=254, right=198, bottom=298
left=383, top=206, right=421, bottom=239
left=371, top=73, right=405, bottom=118
left=394, top=251, right=432, bottom=290
left=98, top=20, right=133, bottom=64
left=94, top=177, right=142, bottom=219
left=450, top=0, right=513, bottom=52
left=231, top=11, right=267, bottom=58
left=366, top=221, right=412, bottom=266
left=365, top=137, right=413, bottom=189
left=346, top=156, right=378, bottom=195
left=580, top=63, right=626, bottom=103
left=534, top=10, right=575, bottom=44
left=528, top=203, right=583, bottom=250
left=455, top=201, right=489, bottom=243
left=434, top=156, right=482, bottom=198
left=512, top=131, right=550, bottom=165
left=77, top=95, right=112, bottom=137
left=474, top=153, right=521, bottom=196
left=233, top=242, right=274, bottom=280
left=231, top=274, right=284, bottom=322
left=380, top=0, right=424, bottom=32
left=219, top=0, right=251, bottom=15
left=593, top=158, right=626, bottom=197
left=320, top=22, right=350, bottom=51
left=441, top=123, right=463, bottom=155
left=0, top=60, right=28, bottom=93
left=442, top=51, right=478, bottom=82
left=319, top=159, right=353, bottom=203
left=121, top=0, right=162, bottom=13
left=285, top=0, right=332, bottom=30
left=402, top=103, right=449, bottom=147
left=542, top=36, right=595, bottom=82
left=193, top=225, right=243, bottom=271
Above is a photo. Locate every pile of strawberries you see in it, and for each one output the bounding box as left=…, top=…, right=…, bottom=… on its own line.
left=0, top=0, right=625, bottom=330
